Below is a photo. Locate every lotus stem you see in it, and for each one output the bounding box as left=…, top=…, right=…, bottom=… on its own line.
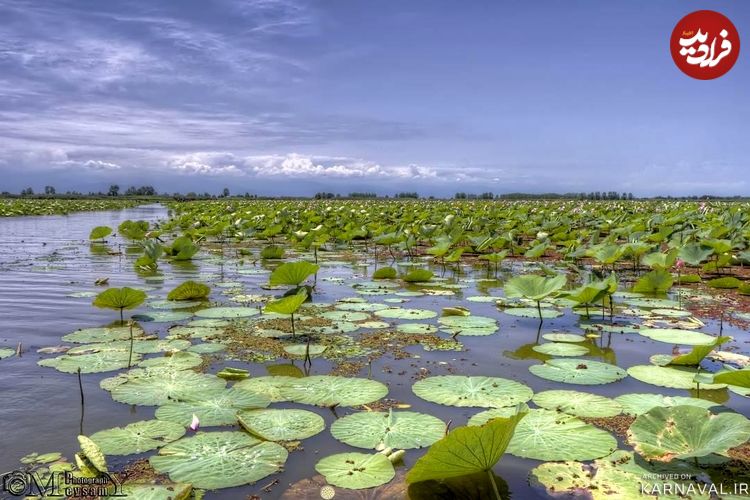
left=77, top=367, right=85, bottom=435
left=290, top=313, right=296, bottom=339
left=128, top=321, right=134, bottom=368
left=487, top=469, right=501, bottom=500
left=536, top=300, right=543, bottom=323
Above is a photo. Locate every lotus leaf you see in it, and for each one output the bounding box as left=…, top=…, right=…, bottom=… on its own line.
left=195, top=306, right=260, bottom=318
left=167, top=281, right=211, bottom=301
left=438, top=315, right=498, bottom=336
left=238, top=408, right=325, bottom=441
left=636, top=327, right=715, bottom=345
left=532, top=390, right=621, bottom=418
left=156, top=388, right=270, bottom=427
left=269, top=261, right=320, bottom=286
left=412, top=375, right=533, bottom=408
left=89, top=226, right=112, bottom=240
left=78, top=435, right=108, bottom=472
left=330, top=410, right=445, bottom=449
left=532, top=343, right=589, bottom=357
left=90, top=419, right=185, bottom=455
left=614, top=393, right=718, bottom=415
left=282, top=375, right=388, bottom=407
left=315, top=452, right=395, bottom=490
left=632, top=269, right=673, bottom=294
left=372, top=267, right=397, bottom=279
left=150, top=431, right=288, bottom=489
left=138, top=351, right=202, bottom=370
left=529, top=359, right=627, bottom=385
left=626, top=365, right=726, bottom=390
left=62, top=326, right=145, bottom=344
left=39, top=350, right=141, bottom=373
left=374, top=307, right=437, bottom=320
left=111, top=370, right=226, bottom=406
left=403, top=269, right=434, bottom=282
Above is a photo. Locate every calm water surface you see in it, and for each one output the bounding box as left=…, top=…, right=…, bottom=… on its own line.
left=0, top=204, right=748, bottom=499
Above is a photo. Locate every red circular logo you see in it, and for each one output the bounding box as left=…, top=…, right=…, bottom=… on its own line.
left=670, top=10, right=740, bottom=80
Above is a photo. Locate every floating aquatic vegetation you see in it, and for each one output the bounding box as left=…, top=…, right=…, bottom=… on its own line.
left=110, top=370, right=227, bottom=406
left=438, top=315, right=498, bottom=336
left=532, top=342, right=589, bottom=357
left=412, top=375, right=533, bottom=408
left=529, top=359, right=627, bottom=385
left=156, top=387, right=269, bottom=427
left=614, top=393, right=718, bottom=415
left=315, top=452, right=395, bottom=490
left=238, top=408, right=325, bottom=441
left=90, top=420, right=185, bottom=455
left=39, top=350, right=141, bottom=373
left=532, top=390, right=622, bottom=418
left=636, top=327, right=716, bottom=345
left=330, top=410, right=445, bottom=450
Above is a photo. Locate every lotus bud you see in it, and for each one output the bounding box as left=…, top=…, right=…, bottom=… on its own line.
left=190, top=413, right=200, bottom=431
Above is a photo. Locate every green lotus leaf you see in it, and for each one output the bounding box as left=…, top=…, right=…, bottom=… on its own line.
left=707, top=276, right=743, bottom=289
left=283, top=344, right=327, bottom=357
left=118, top=220, right=149, bottom=240
left=167, top=281, right=211, bottom=301
left=532, top=390, right=621, bottom=418
left=150, top=431, right=288, bottom=490
left=149, top=299, right=202, bottom=310
left=713, top=368, right=750, bottom=388
left=195, top=306, right=260, bottom=319
left=397, top=323, right=438, bottom=334
left=282, top=375, right=388, bottom=407
left=39, top=350, right=141, bottom=373
left=678, top=243, right=713, bottom=265
left=1, top=347, right=18, bottom=359
left=234, top=376, right=299, bottom=402
left=504, top=274, right=566, bottom=301
left=412, top=375, right=533, bottom=408
left=438, top=315, right=498, bottom=336
left=466, top=404, right=531, bottom=426
left=330, top=410, right=445, bottom=449
left=156, top=388, right=270, bottom=427
left=321, top=310, right=370, bottom=322
left=238, top=408, right=325, bottom=441
left=651, top=336, right=731, bottom=366
left=90, top=419, right=185, bottom=455
left=632, top=269, right=673, bottom=294
left=78, top=435, right=108, bottom=472
left=111, top=370, right=226, bottom=406
left=269, top=261, right=320, bottom=286
left=266, top=364, right=305, bottom=378
left=335, top=301, right=388, bottom=312
left=636, top=328, right=716, bottom=345
left=264, top=290, right=308, bottom=315
left=131, top=339, right=192, bottom=354
left=627, top=405, right=750, bottom=461
left=403, top=269, right=434, bottom=282
left=138, top=351, right=202, bottom=370
left=502, top=307, right=563, bottom=319
left=89, top=226, right=112, bottom=240
left=374, top=307, right=437, bottom=320
left=532, top=342, right=589, bottom=357
left=93, top=287, right=147, bottom=311
left=406, top=411, right=525, bottom=484
left=541, top=333, right=586, bottom=343
left=315, top=452, right=395, bottom=489
left=441, top=306, right=471, bottom=316
left=529, top=359, right=626, bottom=385
left=114, top=483, right=192, bottom=500
left=132, top=311, right=193, bottom=322
left=626, top=365, right=726, bottom=390
left=372, top=267, right=397, bottom=279
left=614, top=393, right=718, bottom=416
left=507, top=409, right=617, bottom=461
left=260, top=245, right=285, bottom=259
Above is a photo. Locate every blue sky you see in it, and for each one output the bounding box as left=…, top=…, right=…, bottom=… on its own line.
left=0, top=0, right=748, bottom=196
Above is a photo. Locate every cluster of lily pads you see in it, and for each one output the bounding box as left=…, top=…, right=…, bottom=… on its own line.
left=0, top=198, right=141, bottom=217
left=13, top=199, right=750, bottom=499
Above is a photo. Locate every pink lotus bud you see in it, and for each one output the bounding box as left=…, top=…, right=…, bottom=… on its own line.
left=190, top=413, right=200, bottom=431
left=675, top=259, right=685, bottom=269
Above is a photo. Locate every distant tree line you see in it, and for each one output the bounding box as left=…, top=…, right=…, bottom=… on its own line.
left=455, top=191, right=636, bottom=200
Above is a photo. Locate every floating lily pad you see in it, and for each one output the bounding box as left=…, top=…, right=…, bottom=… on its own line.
left=396, top=323, right=438, bottom=335
left=532, top=390, right=622, bottom=418
left=335, top=302, right=388, bottom=312
left=234, top=376, right=298, bottom=402
left=187, top=319, right=230, bottom=328
left=532, top=343, right=589, bottom=357
left=529, top=359, right=626, bottom=385
left=116, top=483, right=192, bottom=500
left=321, top=311, right=370, bottom=322
left=315, top=452, right=394, bottom=490
left=330, top=410, right=445, bottom=449
left=111, top=370, right=226, bottom=406
left=438, top=315, right=498, bottom=336
left=626, top=365, right=726, bottom=390
left=132, top=311, right=193, bottom=323
left=62, top=327, right=144, bottom=344
left=156, top=388, right=270, bottom=427
left=149, top=300, right=203, bottom=310
left=374, top=308, right=437, bottom=320
left=139, top=351, right=202, bottom=370
left=614, top=393, right=718, bottom=415
left=0, top=348, right=15, bottom=360
left=238, top=408, right=325, bottom=441
left=283, top=344, right=327, bottom=357
left=90, top=420, right=185, bottom=455
left=637, top=328, right=716, bottom=345
left=359, top=321, right=391, bottom=329
left=150, top=431, right=288, bottom=490
left=541, top=333, right=586, bottom=343
left=195, top=307, right=260, bottom=319
left=412, top=375, right=533, bottom=408
left=467, top=405, right=531, bottom=426
left=507, top=409, right=617, bottom=461
left=502, top=307, right=563, bottom=319
left=282, top=376, right=388, bottom=407
left=627, top=406, right=750, bottom=461
left=39, top=351, right=141, bottom=374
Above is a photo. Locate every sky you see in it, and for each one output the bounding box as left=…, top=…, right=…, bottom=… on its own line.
left=0, top=0, right=748, bottom=197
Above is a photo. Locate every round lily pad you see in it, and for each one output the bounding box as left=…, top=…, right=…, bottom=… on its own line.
left=132, top=311, right=193, bottom=323
left=131, top=339, right=192, bottom=354
left=138, top=351, right=202, bottom=371
left=321, top=311, right=370, bottom=322
left=335, top=302, right=388, bottom=312
left=315, top=452, right=395, bottom=490
left=626, top=365, right=726, bottom=390
left=541, top=333, right=586, bottom=343
left=330, top=410, right=445, bottom=449
left=412, top=375, right=533, bottom=408
left=0, top=348, right=16, bottom=360
left=438, top=315, right=498, bottom=336
left=156, top=388, right=270, bottom=427
left=90, top=419, right=185, bottom=455
left=38, top=351, right=141, bottom=374
left=360, top=321, right=391, bottom=329
left=149, top=300, right=203, bottom=310
left=188, top=319, right=230, bottom=328
left=637, top=328, right=716, bottom=345
left=234, top=376, right=298, bottom=402
left=282, top=376, right=389, bottom=407
left=374, top=308, right=437, bottom=320
left=467, top=405, right=530, bottom=426
left=503, top=308, right=563, bottom=319
left=532, top=390, right=622, bottom=418
left=195, top=307, right=260, bottom=319
left=614, top=393, right=718, bottom=415
left=529, top=359, right=627, bottom=385
left=396, top=323, right=438, bottom=335
left=532, top=343, right=589, bottom=357
left=238, top=408, right=325, bottom=441
left=111, top=370, right=226, bottom=406
left=150, top=431, right=288, bottom=490
left=283, top=344, right=327, bottom=357
left=508, top=409, right=617, bottom=461
left=62, top=327, right=144, bottom=344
